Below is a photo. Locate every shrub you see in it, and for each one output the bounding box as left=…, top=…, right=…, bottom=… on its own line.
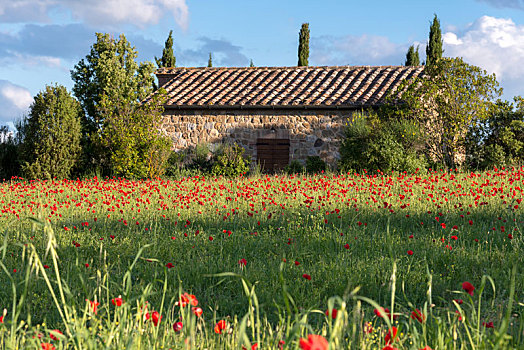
left=286, top=159, right=304, bottom=174
left=21, top=84, right=82, bottom=179
left=305, top=156, right=326, bottom=173
left=0, top=125, right=22, bottom=180
left=211, top=143, right=249, bottom=177
left=339, top=111, right=427, bottom=173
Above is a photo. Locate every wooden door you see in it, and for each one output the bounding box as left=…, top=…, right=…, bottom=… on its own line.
left=256, top=138, right=290, bottom=172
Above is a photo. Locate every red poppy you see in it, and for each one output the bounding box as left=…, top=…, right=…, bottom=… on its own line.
left=411, top=309, right=425, bottom=323
left=344, top=243, right=350, bottom=249
left=41, top=343, right=55, bottom=350
left=295, top=261, right=300, bottom=266
left=85, top=263, right=89, bottom=268
left=299, top=334, right=328, bottom=350
left=238, top=258, right=247, bottom=267
left=325, top=308, right=338, bottom=319
left=462, top=282, right=475, bottom=296
left=407, top=250, right=414, bottom=256
left=451, top=235, right=458, bottom=240
left=419, top=347, right=433, bottom=350
left=382, top=345, right=398, bottom=350
left=384, top=326, right=398, bottom=344
left=166, top=263, right=174, bottom=269
left=173, top=321, right=183, bottom=332
left=214, top=320, right=228, bottom=334
left=453, top=299, right=463, bottom=305
left=364, top=322, right=373, bottom=334
left=151, top=311, right=162, bottom=326
left=192, top=307, right=203, bottom=317
left=374, top=307, right=397, bottom=319
left=482, top=321, right=494, bottom=328
left=86, top=299, right=99, bottom=314
left=111, top=297, right=124, bottom=306
left=302, top=274, right=311, bottom=280
left=49, top=329, right=62, bottom=341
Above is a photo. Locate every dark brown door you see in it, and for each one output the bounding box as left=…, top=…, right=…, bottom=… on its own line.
left=256, top=138, right=290, bottom=172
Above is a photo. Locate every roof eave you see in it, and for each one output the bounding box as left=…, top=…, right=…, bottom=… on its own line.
left=163, top=104, right=383, bottom=111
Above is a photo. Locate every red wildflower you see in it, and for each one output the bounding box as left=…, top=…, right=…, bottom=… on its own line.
left=382, top=346, right=398, bottom=350
left=482, top=321, right=494, bottom=328
left=214, top=320, right=228, bottom=334
left=86, top=299, right=99, bottom=314
left=111, top=297, right=124, bottom=306
left=299, top=334, right=328, bottom=350
left=85, top=263, right=89, bottom=268
left=41, top=343, right=55, bottom=350
left=344, top=243, right=350, bottom=249
left=238, top=258, right=247, bottom=267
left=173, top=321, right=183, bottom=332
left=407, top=250, right=414, bottom=256
left=49, top=329, right=63, bottom=341
left=302, top=274, right=311, bottom=280
left=384, top=326, right=398, bottom=344
left=151, top=311, right=162, bottom=326
left=453, top=299, right=463, bottom=305
left=374, top=307, right=396, bottom=319
left=462, top=282, right=475, bottom=296
left=295, top=261, right=300, bottom=266
left=209, top=236, right=213, bottom=241
left=364, top=322, right=373, bottom=333
left=419, top=347, right=433, bottom=350
left=177, top=293, right=198, bottom=307
left=451, top=235, right=458, bottom=240
left=166, top=263, right=174, bottom=269
left=192, top=307, right=203, bottom=317
left=325, top=308, right=338, bottom=319
left=411, top=309, right=425, bottom=323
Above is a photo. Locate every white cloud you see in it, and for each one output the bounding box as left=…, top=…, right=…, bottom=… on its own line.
left=311, top=34, right=406, bottom=66
left=0, top=0, right=189, bottom=30
left=443, top=16, right=524, bottom=98
left=0, top=80, right=32, bottom=124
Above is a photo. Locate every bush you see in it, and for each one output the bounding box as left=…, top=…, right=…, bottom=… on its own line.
left=186, top=143, right=213, bottom=173
left=21, top=84, right=82, bottom=179
left=211, top=143, right=249, bottom=177
left=339, top=111, right=427, bottom=173
left=285, top=160, right=304, bottom=174
left=0, top=125, right=22, bottom=180
left=164, top=150, right=185, bottom=177
left=305, top=156, right=326, bottom=174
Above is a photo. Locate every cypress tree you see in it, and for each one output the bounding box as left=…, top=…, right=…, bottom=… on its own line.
left=155, top=30, right=176, bottom=68
left=426, top=14, right=443, bottom=66
left=208, top=52, right=213, bottom=67
left=405, top=45, right=420, bottom=66
left=249, top=59, right=254, bottom=67
left=298, top=23, right=310, bottom=66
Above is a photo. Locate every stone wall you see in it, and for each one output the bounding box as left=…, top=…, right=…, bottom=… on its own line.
left=160, top=109, right=358, bottom=166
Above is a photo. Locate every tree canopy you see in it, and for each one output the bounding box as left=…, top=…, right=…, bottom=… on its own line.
left=298, top=23, right=310, bottom=67
left=426, top=14, right=443, bottom=66
left=156, top=30, right=176, bottom=68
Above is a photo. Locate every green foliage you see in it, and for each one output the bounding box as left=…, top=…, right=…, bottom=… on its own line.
left=155, top=30, right=176, bottom=68
left=164, top=150, right=186, bottom=177
left=20, top=85, right=82, bottom=179
left=466, top=97, right=524, bottom=169
left=186, top=143, right=213, bottom=173
left=211, top=143, right=249, bottom=177
left=339, top=111, right=427, bottom=173
left=298, top=23, right=310, bottom=66
left=0, top=125, right=22, bottom=180
left=208, top=52, right=213, bottom=67
left=426, top=14, right=443, bottom=66
left=98, top=89, right=171, bottom=179
left=71, top=33, right=156, bottom=175
left=405, top=45, right=420, bottom=66
left=305, top=156, right=326, bottom=174
left=398, top=57, right=502, bottom=168
left=285, top=159, right=304, bottom=174
left=249, top=59, right=255, bottom=67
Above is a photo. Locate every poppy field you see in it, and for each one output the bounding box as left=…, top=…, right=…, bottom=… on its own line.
left=0, top=169, right=523, bottom=349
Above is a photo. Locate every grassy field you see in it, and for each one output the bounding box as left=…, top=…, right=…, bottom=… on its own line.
left=0, top=169, right=523, bottom=349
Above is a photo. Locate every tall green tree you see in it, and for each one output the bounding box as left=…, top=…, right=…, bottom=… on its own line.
left=426, top=14, right=443, bottom=66
left=399, top=57, right=502, bottom=168
left=155, top=30, right=176, bottom=68
left=249, top=59, right=254, bottom=67
left=21, top=84, right=82, bottom=179
left=71, top=33, right=157, bottom=174
left=208, top=52, right=213, bottom=67
left=298, top=23, right=310, bottom=66
left=405, top=45, right=420, bottom=66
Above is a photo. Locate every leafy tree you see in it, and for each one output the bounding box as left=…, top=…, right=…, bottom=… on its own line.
left=208, top=52, right=213, bottom=67
left=467, top=97, right=524, bottom=169
left=398, top=57, right=502, bottom=168
left=405, top=45, right=420, bottom=66
left=298, top=23, right=310, bottom=66
left=21, top=84, right=82, bottom=179
left=426, top=14, right=443, bottom=66
left=71, top=33, right=157, bottom=174
left=155, top=30, right=176, bottom=68
left=0, top=125, right=22, bottom=180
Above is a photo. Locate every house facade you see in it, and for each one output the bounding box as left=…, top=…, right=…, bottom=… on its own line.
left=156, top=65, right=424, bottom=171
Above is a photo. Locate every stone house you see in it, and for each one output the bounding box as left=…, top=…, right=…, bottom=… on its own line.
left=156, top=65, right=424, bottom=171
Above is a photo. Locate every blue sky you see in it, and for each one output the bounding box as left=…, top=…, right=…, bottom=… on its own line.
left=1, top=0, right=524, bottom=128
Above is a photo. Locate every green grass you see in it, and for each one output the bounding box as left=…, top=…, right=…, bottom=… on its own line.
left=0, top=170, right=523, bottom=349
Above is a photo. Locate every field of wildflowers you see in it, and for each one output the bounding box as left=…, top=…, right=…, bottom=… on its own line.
left=0, top=168, right=522, bottom=349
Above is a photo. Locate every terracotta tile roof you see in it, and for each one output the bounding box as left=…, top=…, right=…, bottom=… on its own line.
left=156, top=65, right=424, bottom=109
